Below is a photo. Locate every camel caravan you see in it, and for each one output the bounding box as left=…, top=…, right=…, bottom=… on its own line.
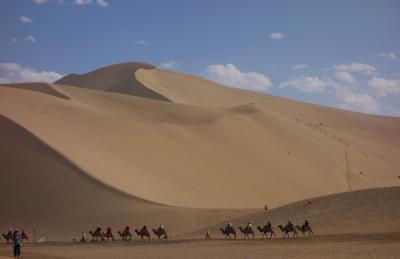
left=2, top=220, right=313, bottom=243
left=77, top=224, right=169, bottom=242
left=219, top=220, right=314, bottom=240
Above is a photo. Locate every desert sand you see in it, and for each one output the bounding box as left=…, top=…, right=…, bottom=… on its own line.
left=1, top=62, right=399, bottom=257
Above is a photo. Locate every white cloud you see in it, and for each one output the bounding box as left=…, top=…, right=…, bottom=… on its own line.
left=279, top=75, right=326, bottom=93
left=334, top=70, right=358, bottom=85
left=368, top=77, right=400, bottom=97
left=20, top=16, right=33, bottom=23
left=34, top=0, right=48, bottom=4
left=378, top=52, right=396, bottom=60
left=270, top=32, right=284, bottom=40
left=0, top=63, right=63, bottom=84
left=159, top=61, right=180, bottom=71
left=75, top=0, right=92, bottom=5
left=333, top=63, right=377, bottom=75
left=332, top=84, right=380, bottom=114
left=10, top=38, right=19, bottom=43
left=292, top=64, right=308, bottom=70
left=24, top=35, right=36, bottom=43
left=205, top=64, right=272, bottom=91
left=96, top=0, right=108, bottom=7
left=136, top=40, right=148, bottom=45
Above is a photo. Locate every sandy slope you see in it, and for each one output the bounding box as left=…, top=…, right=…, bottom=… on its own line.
left=0, top=62, right=400, bottom=241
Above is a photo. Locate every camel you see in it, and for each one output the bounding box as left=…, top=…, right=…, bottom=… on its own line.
left=21, top=231, right=29, bottom=242
left=117, top=229, right=132, bottom=241
left=89, top=230, right=104, bottom=241
left=278, top=224, right=298, bottom=238
left=295, top=224, right=314, bottom=236
left=220, top=227, right=236, bottom=239
left=2, top=233, right=12, bottom=244
left=135, top=228, right=150, bottom=241
left=152, top=228, right=168, bottom=240
left=238, top=226, right=255, bottom=239
left=257, top=225, right=276, bottom=238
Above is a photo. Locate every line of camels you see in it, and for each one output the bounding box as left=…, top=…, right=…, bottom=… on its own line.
left=221, top=222, right=314, bottom=239
left=84, top=227, right=168, bottom=242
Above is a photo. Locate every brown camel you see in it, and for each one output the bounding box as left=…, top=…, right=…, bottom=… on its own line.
left=238, top=226, right=255, bottom=239
left=257, top=225, right=276, bottom=238
left=2, top=233, right=12, bottom=244
left=295, top=224, right=314, bottom=236
left=152, top=228, right=168, bottom=240
left=135, top=228, right=151, bottom=241
left=89, top=230, right=104, bottom=241
left=117, top=229, right=132, bottom=241
left=220, top=227, right=236, bottom=239
left=278, top=224, right=298, bottom=238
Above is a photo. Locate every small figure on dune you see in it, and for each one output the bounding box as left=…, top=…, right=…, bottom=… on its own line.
left=205, top=227, right=211, bottom=240
left=80, top=232, right=87, bottom=242
left=264, top=202, right=268, bottom=211
left=12, top=229, right=22, bottom=259
left=304, top=199, right=312, bottom=207
left=152, top=223, right=168, bottom=240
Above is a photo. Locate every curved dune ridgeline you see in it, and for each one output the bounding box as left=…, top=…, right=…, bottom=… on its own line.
left=1, top=62, right=400, bottom=240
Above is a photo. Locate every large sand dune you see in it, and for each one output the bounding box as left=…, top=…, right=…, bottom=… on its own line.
left=1, top=62, right=399, bottom=240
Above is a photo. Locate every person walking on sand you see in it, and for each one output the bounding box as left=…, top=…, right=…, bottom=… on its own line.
left=12, top=229, right=22, bottom=259
left=205, top=227, right=211, bottom=240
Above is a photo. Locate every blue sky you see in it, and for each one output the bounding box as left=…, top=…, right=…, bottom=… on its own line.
left=1, top=0, right=399, bottom=115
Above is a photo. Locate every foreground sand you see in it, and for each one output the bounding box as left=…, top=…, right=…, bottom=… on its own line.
left=1, top=233, right=400, bottom=259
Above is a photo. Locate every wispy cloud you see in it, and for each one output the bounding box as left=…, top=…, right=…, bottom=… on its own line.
left=10, top=38, right=19, bottom=43
left=334, top=70, right=358, bottom=85
left=292, top=64, right=308, bottom=70
left=75, top=0, right=92, bottom=5
left=0, top=63, right=63, bottom=83
left=96, top=0, right=108, bottom=7
left=33, top=0, right=49, bottom=4
left=378, top=52, right=396, bottom=60
left=136, top=40, right=148, bottom=45
left=333, top=63, right=377, bottom=75
left=160, top=61, right=180, bottom=71
left=279, top=75, right=326, bottom=93
left=24, top=35, right=36, bottom=43
left=270, top=32, right=284, bottom=40
left=20, top=16, right=33, bottom=23
left=205, top=63, right=272, bottom=91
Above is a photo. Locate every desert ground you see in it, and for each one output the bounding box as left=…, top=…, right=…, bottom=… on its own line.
left=1, top=62, right=399, bottom=258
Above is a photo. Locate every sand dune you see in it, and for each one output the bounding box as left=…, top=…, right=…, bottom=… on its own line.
left=1, top=62, right=400, bottom=240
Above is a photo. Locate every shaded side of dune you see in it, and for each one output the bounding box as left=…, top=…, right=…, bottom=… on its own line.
left=0, top=83, right=69, bottom=99
left=55, top=62, right=170, bottom=101
left=0, top=115, right=249, bottom=240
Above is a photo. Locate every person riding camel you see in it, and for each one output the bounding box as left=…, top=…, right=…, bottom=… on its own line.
left=247, top=221, right=253, bottom=230
left=140, top=225, right=148, bottom=233
left=106, top=227, right=112, bottom=235
left=95, top=225, right=102, bottom=234
left=159, top=223, right=165, bottom=232
left=226, top=221, right=233, bottom=231
left=303, top=219, right=310, bottom=230
left=7, top=229, right=13, bottom=238
left=266, top=220, right=272, bottom=229
left=287, top=219, right=294, bottom=230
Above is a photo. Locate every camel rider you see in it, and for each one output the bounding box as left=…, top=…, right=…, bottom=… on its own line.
left=266, top=220, right=272, bottom=229
left=287, top=220, right=293, bottom=229
left=304, top=219, right=310, bottom=228
left=7, top=229, right=13, bottom=238
left=124, top=225, right=130, bottom=232
left=106, top=227, right=112, bottom=235
left=95, top=225, right=102, bottom=234
left=141, top=225, right=148, bottom=232
left=226, top=221, right=233, bottom=231
left=247, top=221, right=253, bottom=230
left=159, top=223, right=165, bottom=231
